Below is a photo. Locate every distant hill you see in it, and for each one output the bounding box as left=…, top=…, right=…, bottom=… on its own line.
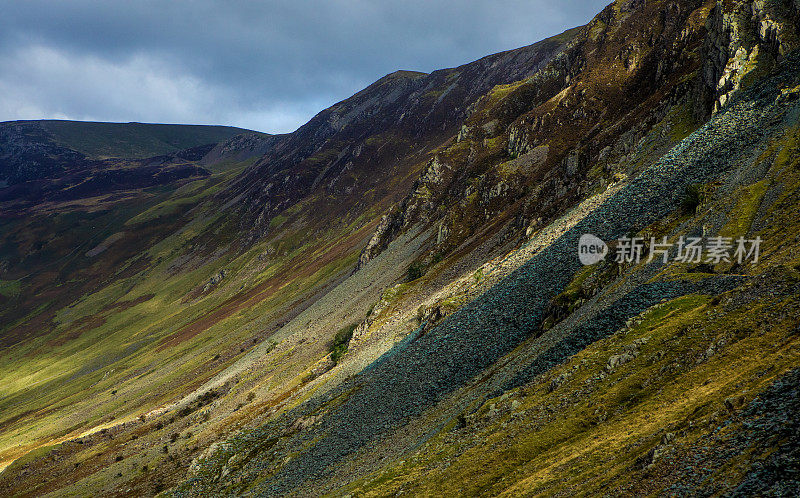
left=0, top=120, right=266, bottom=187
left=18, top=120, right=262, bottom=159
left=0, top=120, right=264, bottom=159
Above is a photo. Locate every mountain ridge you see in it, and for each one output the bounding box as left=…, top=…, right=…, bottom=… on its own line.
left=1, top=0, right=800, bottom=496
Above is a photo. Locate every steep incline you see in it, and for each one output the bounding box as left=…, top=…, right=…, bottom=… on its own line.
left=222, top=29, right=580, bottom=240
left=175, top=50, right=800, bottom=497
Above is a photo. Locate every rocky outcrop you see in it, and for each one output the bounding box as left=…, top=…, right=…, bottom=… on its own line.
left=356, top=155, right=452, bottom=269
left=703, top=0, right=800, bottom=113
left=201, top=133, right=286, bottom=166
left=202, top=269, right=228, bottom=293
left=359, top=0, right=717, bottom=264
left=356, top=211, right=403, bottom=270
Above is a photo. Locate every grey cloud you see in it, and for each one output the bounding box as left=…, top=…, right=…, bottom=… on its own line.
left=0, top=0, right=609, bottom=133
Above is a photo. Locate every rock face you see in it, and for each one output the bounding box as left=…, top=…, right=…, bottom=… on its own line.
left=703, top=0, right=800, bottom=113
left=356, top=155, right=452, bottom=269
left=356, top=212, right=402, bottom=270
left=352, top=0, right=800, bottom=270
left=200, top=133, right=286, bottom=166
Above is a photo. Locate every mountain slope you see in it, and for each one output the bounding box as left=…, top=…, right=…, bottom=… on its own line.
left=1, top=0, right=800, bottom=496
left=173, top=46, right=800, bottom=498
left=0, top=31, right=585, bottom=494
left=224, top=28, right=580, bottom=241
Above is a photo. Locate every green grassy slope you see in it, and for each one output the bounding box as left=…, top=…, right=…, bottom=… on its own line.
left=0, top=142, right=409, bottom=495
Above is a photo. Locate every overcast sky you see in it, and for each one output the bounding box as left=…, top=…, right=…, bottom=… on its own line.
left=0, top=1, right=609, bottom=134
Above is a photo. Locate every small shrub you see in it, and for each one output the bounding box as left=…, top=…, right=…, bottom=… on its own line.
left=330, top=323, right=358, bottom=364
left=681, top=183, right=706, bottom=214
left=406, top=262, right=425, bottom=282
left=198, top=390, right=218, bottom=405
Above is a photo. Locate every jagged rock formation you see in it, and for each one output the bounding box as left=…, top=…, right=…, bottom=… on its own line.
left=703, top=0, right=800, bottom=112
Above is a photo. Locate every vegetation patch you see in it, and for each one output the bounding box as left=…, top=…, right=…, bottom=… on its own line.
left=269, top=214, right=288, bottom=229
left=0, top=279, right=21, bottom=298
left=330, top=323, right=357, bottom=365
left=680, top=183, right=707, bottom=215
left=720, top=179, right=769, bottom=238
left=669, top=103, right=700, bottom=142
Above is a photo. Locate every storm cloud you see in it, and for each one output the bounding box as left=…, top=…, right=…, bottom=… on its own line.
left=0, top=1, right=609, bottom=133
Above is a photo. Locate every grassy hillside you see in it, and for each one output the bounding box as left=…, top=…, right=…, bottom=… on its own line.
left=36, top=120, right=261, bottom=159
